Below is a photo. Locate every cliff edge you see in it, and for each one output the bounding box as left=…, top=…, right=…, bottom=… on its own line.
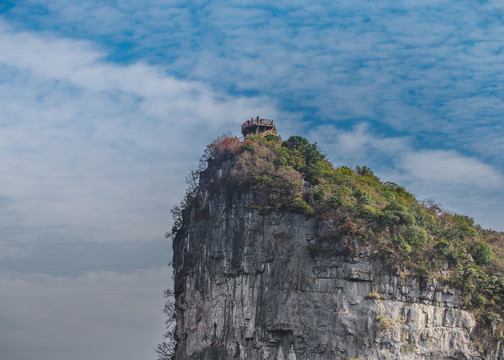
left=168, top=134, right=504, bottom=359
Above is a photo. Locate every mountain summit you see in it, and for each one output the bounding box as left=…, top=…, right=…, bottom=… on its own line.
left=163, top=123, right=504, bottom=359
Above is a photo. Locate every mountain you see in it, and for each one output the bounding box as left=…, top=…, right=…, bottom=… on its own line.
left=164, top=130, right=504, bottom=359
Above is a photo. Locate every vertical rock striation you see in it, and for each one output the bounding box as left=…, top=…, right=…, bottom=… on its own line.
left=172, top=160, right=489, bottom=359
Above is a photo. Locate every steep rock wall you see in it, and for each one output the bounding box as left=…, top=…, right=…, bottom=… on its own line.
left=172, top=162, right=487, bottom=359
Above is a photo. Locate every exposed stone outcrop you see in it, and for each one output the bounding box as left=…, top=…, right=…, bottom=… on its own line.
left=172, top=160, right=490, bottom=359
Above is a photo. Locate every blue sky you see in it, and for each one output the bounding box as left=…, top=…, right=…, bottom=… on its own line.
left=1, top=1, right=503, bottom=359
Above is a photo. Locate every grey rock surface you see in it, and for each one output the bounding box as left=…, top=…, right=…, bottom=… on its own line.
left=172, top=161, right=493, bottom=359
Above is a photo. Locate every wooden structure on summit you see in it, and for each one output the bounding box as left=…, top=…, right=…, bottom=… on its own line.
left=241, top=116, right=277, bottom=138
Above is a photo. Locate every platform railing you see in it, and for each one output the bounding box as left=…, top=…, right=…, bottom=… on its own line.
left=241, top=118, right=275, bottom=131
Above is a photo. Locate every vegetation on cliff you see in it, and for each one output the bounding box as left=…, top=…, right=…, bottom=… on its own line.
left=182, top=133, right=504, bottom=351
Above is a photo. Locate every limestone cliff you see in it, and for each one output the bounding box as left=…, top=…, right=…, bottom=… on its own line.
left=171, top=158, right=498, bottom=359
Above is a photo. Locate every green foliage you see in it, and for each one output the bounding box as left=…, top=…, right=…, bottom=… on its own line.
left=434, top=239, right=451, bottom=256
left=404, top=225, right=427, bottom=249
left=264, top=134, right=280, bottom=142
left=194, top=133, right=504, bottom=344
left=280, top=136, right=330, bottom=184
left=384, top=181, right=415, bottom=205
left=392, top=235, right=412, bottom=260
left=282, top=135, right=309, bottom=149
left=380, top=201, right=415, bottom=227
left=354, top=189, right=373, bottom=206
left=468, top=241, right=494, bottom=266
left=292, top=198, right=314, bottom=215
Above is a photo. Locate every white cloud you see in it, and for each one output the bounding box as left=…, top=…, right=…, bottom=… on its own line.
left=0, top=266, right=172, bottom=360
left=6, top=2, right=504, bottom=168
left=0, top=4, right=503, bottom=359
left=398, top=150, right=503, bottom=189
left=311, top=122, right=502, bottom=190
left=309, top=123, right=411, bottom=166
left=0, top=24, right=275, bottom=119
left=0, top=22, right=285, bottom=256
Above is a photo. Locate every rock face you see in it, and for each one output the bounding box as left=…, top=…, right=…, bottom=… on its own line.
left=172, top=161, right=486, bottom=359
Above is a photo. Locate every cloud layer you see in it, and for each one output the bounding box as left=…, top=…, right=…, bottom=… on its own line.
left=1, top=2, right=504, bottom=360
left=0, top=266, right=171, bottom=360
left=6, top=1, right=503, bottom=170
left=0, top=23, right=283, bottom=360
left=0, top=22, right=283, bottom=255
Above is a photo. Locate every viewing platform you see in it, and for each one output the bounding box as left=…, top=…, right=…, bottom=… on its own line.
left=241, top=116, right=277, bottom=137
